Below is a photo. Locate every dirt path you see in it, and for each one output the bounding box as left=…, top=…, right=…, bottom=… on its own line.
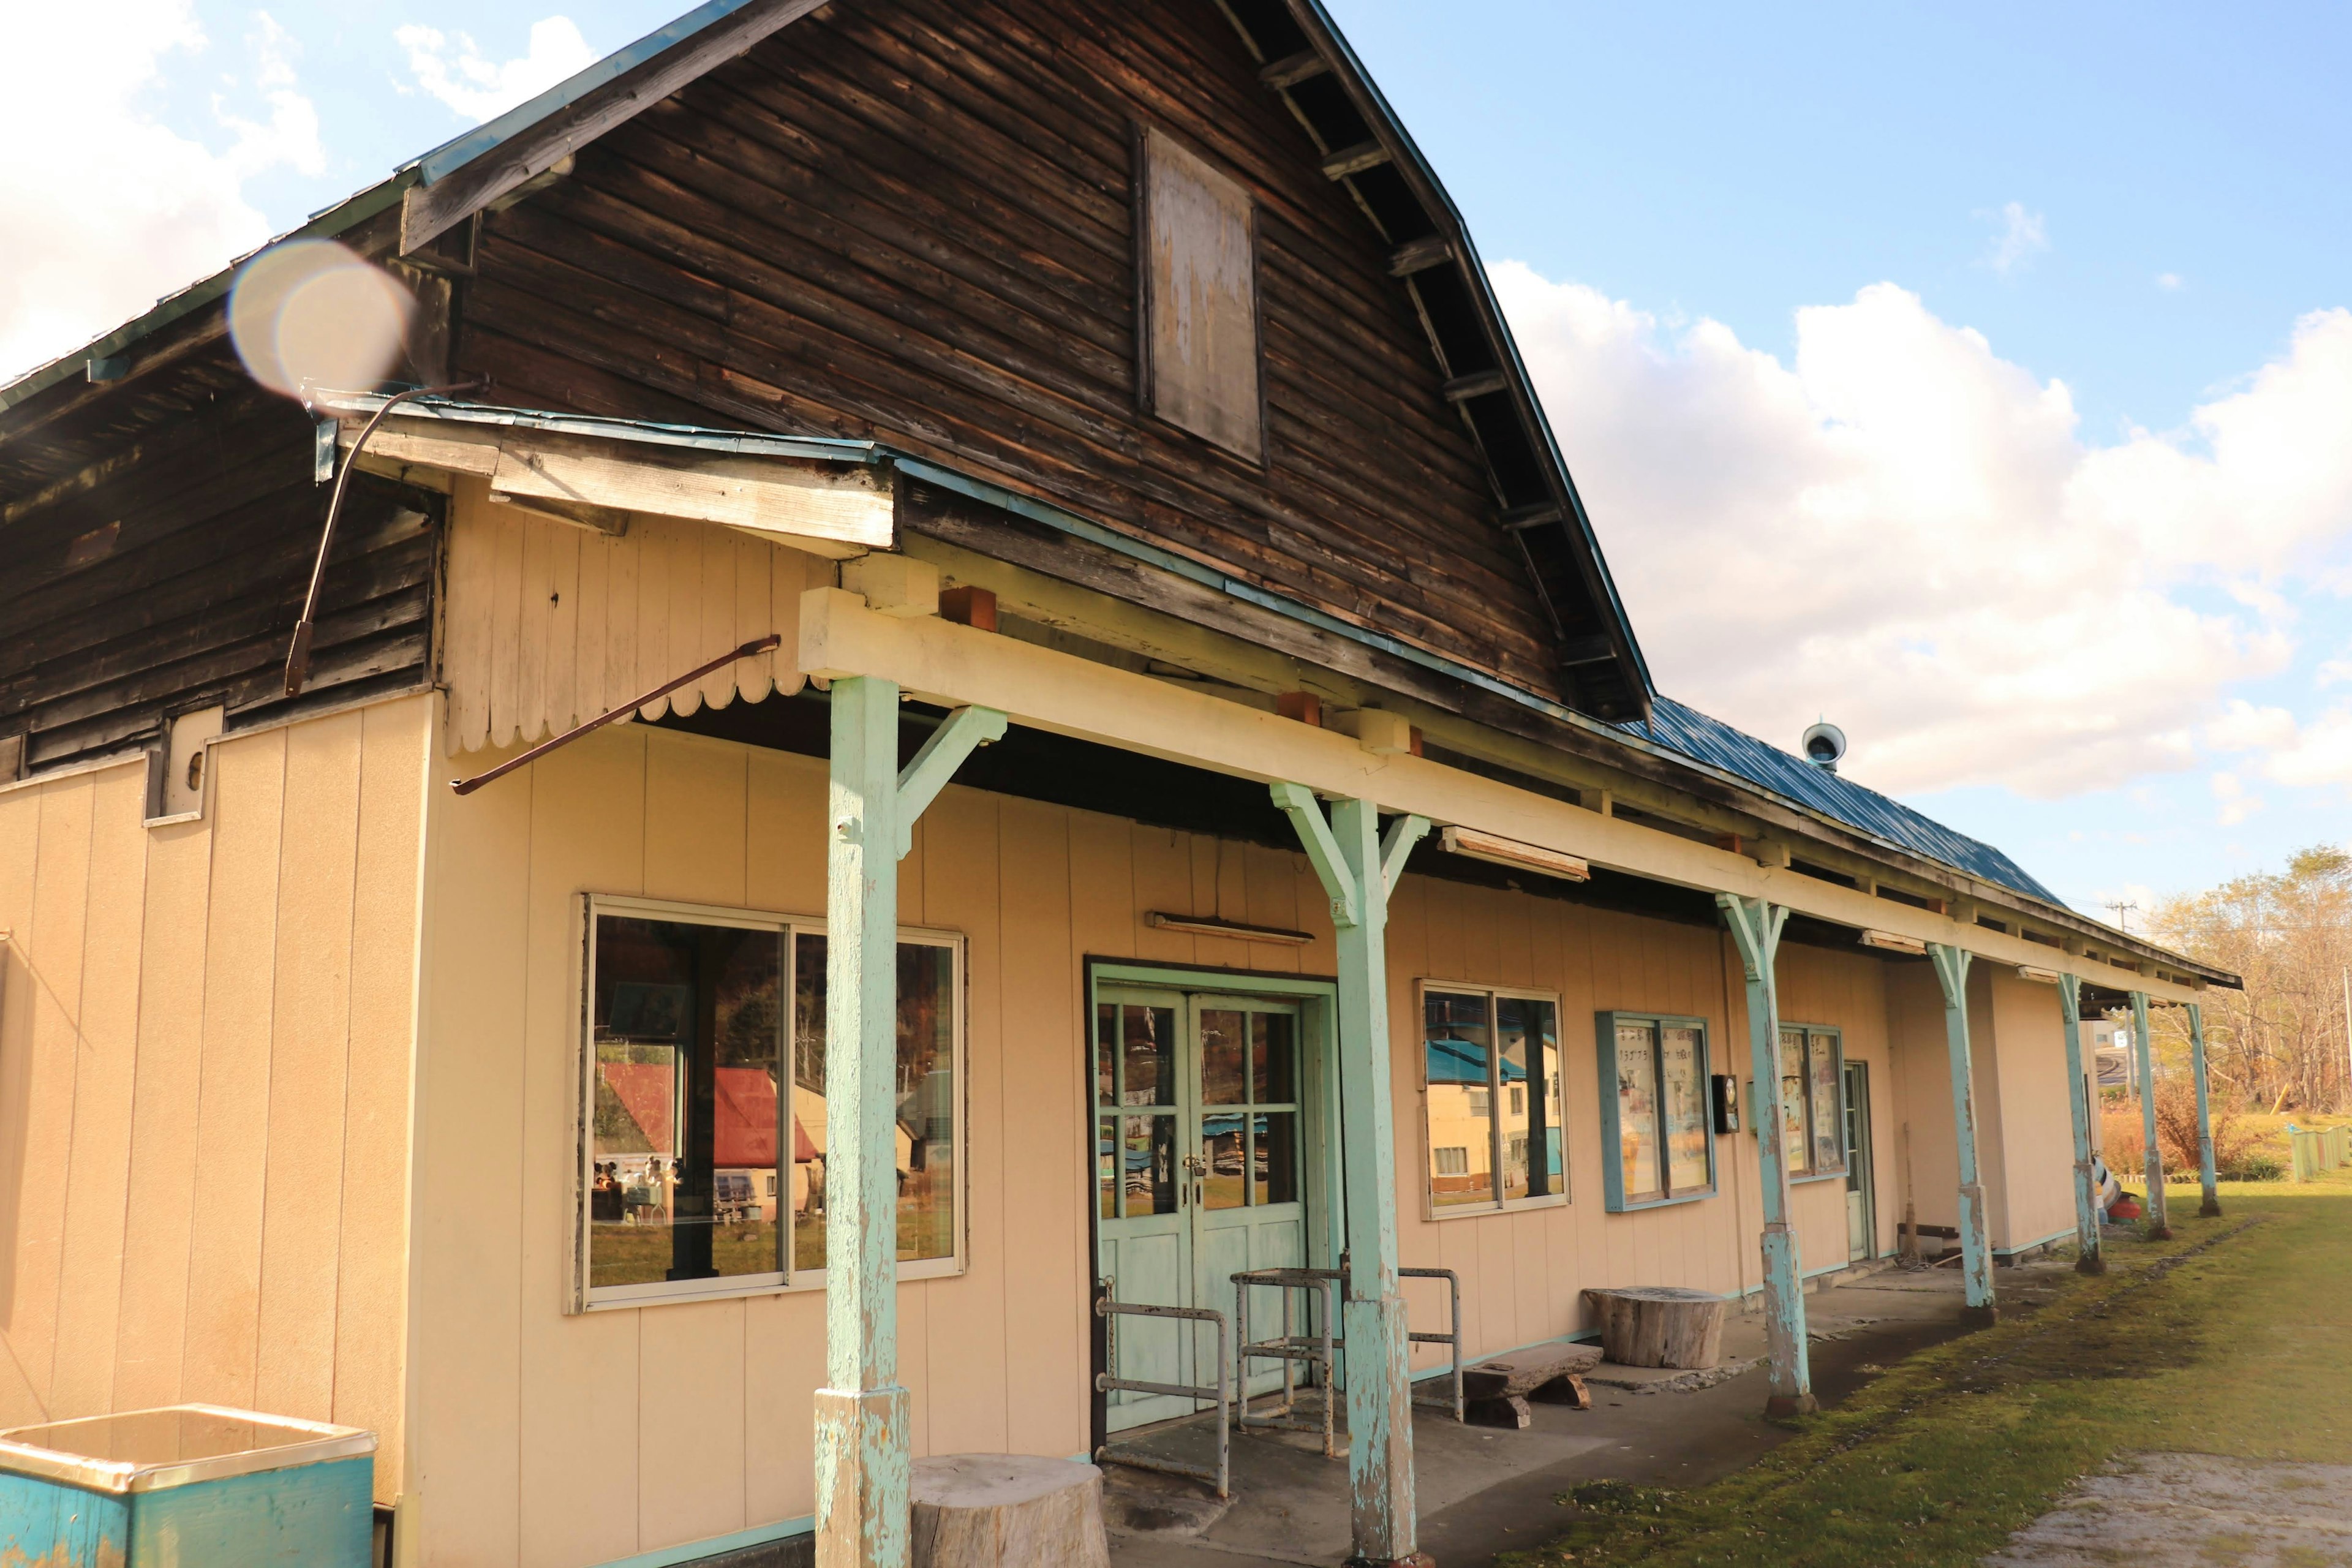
left=1982, top=1453, right=2352, bottom=1567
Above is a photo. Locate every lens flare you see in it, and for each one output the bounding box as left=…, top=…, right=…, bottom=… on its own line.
left=229, top=239, right=415, bottom=400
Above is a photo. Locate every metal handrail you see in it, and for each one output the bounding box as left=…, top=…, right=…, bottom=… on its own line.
left=1232, top=1267, right=1341, bottom=1457
left=1093, top=1289, right=1230, bottom=1498
left=1400, top=1265, right=1464, bottom=1422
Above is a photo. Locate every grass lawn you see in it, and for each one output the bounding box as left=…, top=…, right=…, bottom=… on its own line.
left=1501, top=1167, right=2352, bottom=1567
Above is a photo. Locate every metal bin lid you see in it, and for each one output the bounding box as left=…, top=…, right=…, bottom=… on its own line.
left=0, top=1403, right=376, bottom=1494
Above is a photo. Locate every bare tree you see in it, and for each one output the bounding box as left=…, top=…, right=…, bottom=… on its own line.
left=2147, top=845, right=2352, bottom=1114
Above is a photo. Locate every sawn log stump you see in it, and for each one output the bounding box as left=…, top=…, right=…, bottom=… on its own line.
left=910, top=1454, right=1111, bottom=1568
left=1583, top=1286, right=1728, bottom=1370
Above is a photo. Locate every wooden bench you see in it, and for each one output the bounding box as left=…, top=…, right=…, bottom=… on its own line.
left=1460, top=1344, right=1601, bottom=1428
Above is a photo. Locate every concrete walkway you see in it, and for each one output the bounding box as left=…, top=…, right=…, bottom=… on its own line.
left=1105, top=1261, right=2078, bottom=1566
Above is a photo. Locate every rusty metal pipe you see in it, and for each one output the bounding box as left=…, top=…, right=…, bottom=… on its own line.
left=450, top=634, right=782, bottom=796
left=284, top=379, right=482, bottom=697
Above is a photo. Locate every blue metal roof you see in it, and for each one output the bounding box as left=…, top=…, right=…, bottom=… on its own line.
left=1632, top=697, right=2062, bottom=905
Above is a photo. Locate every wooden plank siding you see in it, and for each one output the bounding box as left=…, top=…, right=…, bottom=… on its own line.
left=0, top=697, right=432, bottom=1502
left=451, top=0, right=1565, bottom=704
left=0, top=383, right=443, bottom=774
left=406, top=714, right=1931, bottom=1564
left=440, top=484, right=814, bottom=756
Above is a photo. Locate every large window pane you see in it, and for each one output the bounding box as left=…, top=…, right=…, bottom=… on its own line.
left=1200, top=1010, right=1247, bottom=1106
left=590, top=915, right=782, bottom=1290
left=1661, top=1025, right=1710, bottom=1194
left=1498, top=996, right=1559, bottom=1200
left=1425, top=990, right=1495, bottom=1207
left=1779, top=1026, right=1810, bottom=1176
left=790, top=934, right=959, bottom=1271
left=1809, top=1033, right=1844, bottom=1174
left=1614, top=1022, right=1662, bottom=1202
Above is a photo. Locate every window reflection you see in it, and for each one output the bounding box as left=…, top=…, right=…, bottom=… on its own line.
left=1426, top=990, right=1496, bottom=1207
left=589, top=916, right=783, bottom=1290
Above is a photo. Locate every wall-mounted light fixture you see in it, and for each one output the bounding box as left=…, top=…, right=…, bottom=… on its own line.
left=1858, top=929, right=1928, bottom=956
left=1438, top=825, right=1589, bottom=883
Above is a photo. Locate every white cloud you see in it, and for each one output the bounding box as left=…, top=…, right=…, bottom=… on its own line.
left=2156, top=272, right=2185, bottom=292
left=2209, top=771, right=2264, bottom=826
left=1985, top=201, right=2049, bottom=276
left=1495, top=266, right=2352, bottom=798
left=0, top=4, right=322, bottom=382
left=397, top=17, right=596, bottom=126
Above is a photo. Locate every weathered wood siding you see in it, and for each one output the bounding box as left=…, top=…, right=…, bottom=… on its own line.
left=0, top=696, right=429, bottom=1502
left=0, top=384, right=440, bottom=774
left=409, top=717, right=1915, bottom=1566
left=440, top=483, right=814, bottom=755
left=454, top=0, right=1564, bottom=701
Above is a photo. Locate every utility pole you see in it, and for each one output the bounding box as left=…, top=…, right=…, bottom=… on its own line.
left=2105, top=900, right=2139, bottom=935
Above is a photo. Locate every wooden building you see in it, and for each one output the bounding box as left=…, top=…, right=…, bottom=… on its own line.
left=0, top=2, right=2239, bottom=1565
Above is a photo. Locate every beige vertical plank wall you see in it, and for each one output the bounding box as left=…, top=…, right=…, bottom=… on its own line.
left=403, top=711, right=2062, bottom=1567
left=1985, top=969, right=2078, bottom=1253
left=0, top=696, right=433, bottom=1503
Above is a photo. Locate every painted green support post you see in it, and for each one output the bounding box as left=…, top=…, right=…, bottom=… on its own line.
left=1272, top=783, right=1431, bottom=1568
left=1715, top=895, right=1815, bottom=1417
left=2057, top=975, right=2104, bottom=1275
left=1927, top=943, right=1997, bottom=1327
left=2129, top=990, right=2171, bottom=1240
left=2188, top=1003, right=2220, bottom=1217
left=815, top=679, right=1005, bottom=1568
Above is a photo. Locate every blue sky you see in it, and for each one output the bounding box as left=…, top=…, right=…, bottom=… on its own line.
left=8, top=0, right=2348, bottom=926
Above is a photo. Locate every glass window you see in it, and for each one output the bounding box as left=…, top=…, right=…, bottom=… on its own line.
left=1769, top=1026, right=1847, bottom=1180
left=1602, top=1014, right=1715, bottom=1208
left=589, top=913, right=784, bottom=1292
left=1425, top=986, right=1566, bottom=1213
left=792, top=933, right=959, bottom=1271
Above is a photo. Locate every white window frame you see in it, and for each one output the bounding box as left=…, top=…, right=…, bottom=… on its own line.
left=572, top=893, right=968, bottom=1313
left=1415, top=980, right=1569, bottom=1221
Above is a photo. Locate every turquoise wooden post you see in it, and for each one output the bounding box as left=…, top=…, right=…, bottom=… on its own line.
left=2128, top=990, right=2172, bottom=1240
left=1926, top=943, right=1997, bottom=1327
left=2189, top=1003, right=2220, bottom=1216
left=1272, top=783, right=1431, bottom=1568
left=1715, top=895, right=1815, bottom=1417
left=2057, top=974, right=2104, bottom=1275
left=815, top=679, right=1005, bottom=1568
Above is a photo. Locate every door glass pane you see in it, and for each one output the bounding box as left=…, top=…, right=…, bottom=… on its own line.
left=1200, top=1110, right=1246, bottom=1209
left=1252, top=1012, right=1295, bottom=1103
left=1779, top=1027, right=1809, bottom=1176
left=1425, top=990, right=1495, bottom=1207
left=590, top=914, right=782, bottom=1290
left=1811, top=1033, right=1844, bottom=1174
left=1123, top=1115, right=1178, bottom=1215
left=1252, top=1112, right=1297, bottom=1205
left=1614, top=1022, right=1661, bottom=1201
left=1098, top=1117, right=1119, bottom=1218
left=1498, top=996, right=1557, bottom=1199
left=1200, top=1010, right=1246, bottom=1106
left=1662, top=1025, right=1710, bottom=1194
left=1843, top=1065, right=1866, bottom=1194
left=1096, top=1005, right=1117, bottom=1106
left=1121, top=1004, right=1178, bottom=1107
left=790, top=935, right=959, bottom=1272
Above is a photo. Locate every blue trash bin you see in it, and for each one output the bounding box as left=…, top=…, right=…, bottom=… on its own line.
left=0, top=1403, right=375, bottom=1566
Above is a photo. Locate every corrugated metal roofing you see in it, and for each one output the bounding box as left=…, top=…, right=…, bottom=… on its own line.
left=1632, top=698, right=2062, bottom=906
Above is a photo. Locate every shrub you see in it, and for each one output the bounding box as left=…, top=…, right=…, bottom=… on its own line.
left=2222, top=1153, right=2284, bottom=1182
left=2101, top=1104, right=2144, bottom=1175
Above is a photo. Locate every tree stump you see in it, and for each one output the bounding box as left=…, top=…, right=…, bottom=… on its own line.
left=910, top=1455, right=1111, bottom=1568
left=1583, top=1286, right=1727, bottom=1369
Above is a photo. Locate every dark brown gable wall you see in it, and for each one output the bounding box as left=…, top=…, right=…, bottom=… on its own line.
left=453, top=0, right=1565, bottom=699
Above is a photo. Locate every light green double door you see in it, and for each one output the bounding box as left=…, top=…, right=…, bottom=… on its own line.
left=1095, top=984, right=1313, bottom=1432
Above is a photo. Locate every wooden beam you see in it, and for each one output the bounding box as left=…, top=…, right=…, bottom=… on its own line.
left=1718, top=895, right=1814, bottom=1418
left=797, top=587, right=2201, bottom=1004
left=1387, top=236, right=1455, bottom=277
left=1556, top=633, right=1617, bottom=668
left=1498, top=502, right=1563, bottom=531
left=341, top=417, right=891, bottom=554
left=1258, top=49, right=1329, bottom=89
left=1930, top=943, right=1999, bottom=1325
left=1442, top=369, right=1510, bottom=402
left=1319, top=141, right=1393, bottom=181
left=398, top=0, right=831, bottom=254
left=0, top=310, right=227, bottom=458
